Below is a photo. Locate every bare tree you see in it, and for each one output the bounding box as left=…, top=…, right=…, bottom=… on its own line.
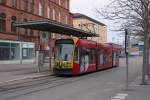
left=96, top=0, right=150, bottom=84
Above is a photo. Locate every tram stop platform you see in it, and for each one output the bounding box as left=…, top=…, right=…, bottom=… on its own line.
left=0, top=63, right=52, bottom=85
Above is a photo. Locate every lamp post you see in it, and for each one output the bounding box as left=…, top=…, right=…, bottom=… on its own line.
left=125, top=29, right=129, bottom=90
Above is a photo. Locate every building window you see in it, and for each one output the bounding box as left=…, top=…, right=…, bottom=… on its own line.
left=30, top=30, right=34, bottom=35
left=52, top=33, right=56, bottom=39
left=0, top=13, right=6, bottom=32
left=0, top=0, right=6, bottom=5
left=52, top=9, right=55, bottom=20
left=24, top=0, right=28, bottom=11
left=65, top=0, right=68, bottom=9
left=0, top=42, right=20, bottom=60
left=23, top=19, right=28, bottom=34
left=65, top=15, right=68, bottom=24
left=30, top=0, right=34, bottom=13
left=11, top=16, right=17, bottom=33
left=47, top=6, right=50, bottom=18
left=22, top=43, right=35, bottom=59
left=12, top=0, right=17, bottom=8
left=38, top=2, right=43, bottom=16
left=0, top=41, right=35, bottom=61
left=58, top=11, right=61, bottom=22
left=58, top=0, right=61, bottom=5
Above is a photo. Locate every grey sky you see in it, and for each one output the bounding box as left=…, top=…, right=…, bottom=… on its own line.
left=70, top=0, right=122, bottom=44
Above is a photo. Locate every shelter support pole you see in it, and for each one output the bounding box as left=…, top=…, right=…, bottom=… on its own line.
left=48, top=33, right=52, bottom=71
left=148, top=37, right=150, bottom=78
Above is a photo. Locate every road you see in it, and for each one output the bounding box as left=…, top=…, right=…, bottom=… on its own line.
left=0, top=57, right=142, bottom=100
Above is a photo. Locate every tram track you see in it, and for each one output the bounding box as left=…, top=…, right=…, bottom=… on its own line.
left=0, top=75, right=59, bottom=92
left=0, top=68, right=118, bottom=100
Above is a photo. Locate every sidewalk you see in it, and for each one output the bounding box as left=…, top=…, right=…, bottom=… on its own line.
left=0, top=63, right=52, bottom=84
left=113, top=76, right=150, bottom=100
left=111, top=57, right=150, bottom=100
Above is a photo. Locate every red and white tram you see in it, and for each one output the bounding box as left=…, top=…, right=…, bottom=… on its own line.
left=53, top=38, right=121, bottom=75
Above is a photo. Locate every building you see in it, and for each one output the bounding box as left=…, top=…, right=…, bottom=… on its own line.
left=128, top=38, right=144, bottom=56
left=73, top=13, right=107, bottom=43
left=0, top=0, right=72, bottom=64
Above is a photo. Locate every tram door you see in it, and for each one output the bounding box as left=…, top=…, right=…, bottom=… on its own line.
left=112, top=51, right=117, bottom=67
left=113, top=50, right=120, bottom=67
left=97, top=49, right=104, bottom=70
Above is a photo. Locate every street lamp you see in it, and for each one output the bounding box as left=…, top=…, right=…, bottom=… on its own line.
left=125, top=29, right=129, bottom=90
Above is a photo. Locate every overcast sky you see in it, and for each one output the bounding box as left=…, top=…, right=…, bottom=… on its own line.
left=70, top=0, right=123, bottom=44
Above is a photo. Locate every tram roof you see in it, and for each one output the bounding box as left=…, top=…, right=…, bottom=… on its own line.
left=15, top=20, right=98, bottom=37
left=106, top=43, right=122, bottom=48
left=76, top=39, right=97, bottom=48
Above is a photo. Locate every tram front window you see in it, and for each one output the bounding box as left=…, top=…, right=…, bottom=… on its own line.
left=55, top=44, right=73, bottom=62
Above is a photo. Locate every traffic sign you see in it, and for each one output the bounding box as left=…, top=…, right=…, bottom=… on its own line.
left=40, top=32, right=49, bottom=41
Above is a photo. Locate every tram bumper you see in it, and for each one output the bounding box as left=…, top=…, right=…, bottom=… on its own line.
left=53, top=68, right=72, bottom=75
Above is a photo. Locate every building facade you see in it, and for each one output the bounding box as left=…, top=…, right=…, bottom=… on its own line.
left=73, top=13, right=107, bottom=43
left=0, top=0, right=72, bottom=64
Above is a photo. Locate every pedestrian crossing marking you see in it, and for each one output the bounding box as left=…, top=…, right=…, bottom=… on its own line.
left=111, top=93, right=128, bottom=100
left=117, top=93, right=128, bottom=97
left=111, top=99, right=120, bottom=100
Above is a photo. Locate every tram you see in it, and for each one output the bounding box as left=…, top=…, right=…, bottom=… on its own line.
left=53, top=38, right=121, bottom=75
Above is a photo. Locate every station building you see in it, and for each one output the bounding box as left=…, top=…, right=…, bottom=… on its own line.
left=0, top=0, right=73, bottom=64
left=73, top=13, right=107, bottom=43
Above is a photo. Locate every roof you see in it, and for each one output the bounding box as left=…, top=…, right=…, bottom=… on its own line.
left=73, top=13, right=106, bottom=26
left=14, top=20, right=98, bottom=37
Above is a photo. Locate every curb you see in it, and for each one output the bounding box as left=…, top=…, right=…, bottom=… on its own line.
left=0, top=73, right=53, bottom=87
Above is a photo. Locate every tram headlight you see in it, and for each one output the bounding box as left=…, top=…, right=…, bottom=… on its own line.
left=63, top=61, right=71, bottom=68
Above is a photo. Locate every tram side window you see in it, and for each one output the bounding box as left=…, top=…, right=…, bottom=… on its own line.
left=81, top=48, right=95, bottom=64
left=74, top=47, right=79, bottom=63
left=82, top=48, right=95, bottom=64
left=104, top=50, right=108, bottom=62
left=80, top=48, right=89, bottom=65
left=90, top=49, right=95, bottom=64
left=98, top=50, right=104, bottom=65
left=82, top=48, right=89, bottom=64
left=105, top=50, right=111, bottom=62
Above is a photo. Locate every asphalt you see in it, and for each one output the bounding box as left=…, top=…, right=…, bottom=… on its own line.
left=0, top=57, right=150, bottom=100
